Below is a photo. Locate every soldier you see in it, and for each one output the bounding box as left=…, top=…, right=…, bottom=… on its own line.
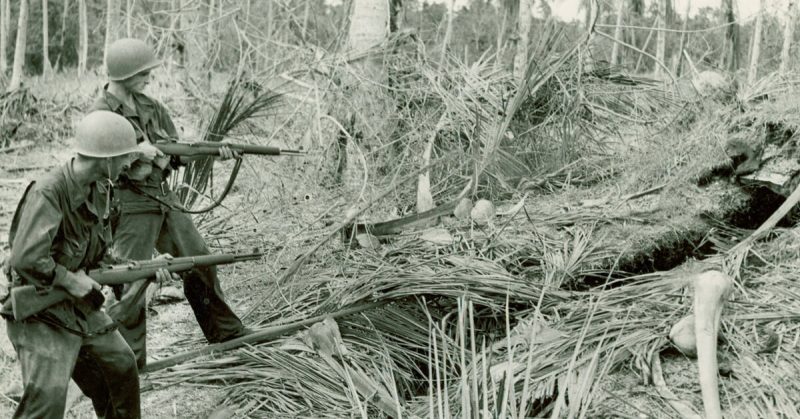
left=89, top=38, right=249, bottom=369
left=0, top=111, right=150, bottom=419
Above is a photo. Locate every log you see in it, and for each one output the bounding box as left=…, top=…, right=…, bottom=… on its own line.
left=142, top=300, right=383, bottom=373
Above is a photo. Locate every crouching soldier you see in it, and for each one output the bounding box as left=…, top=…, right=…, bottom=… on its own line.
left=0, top=111, right=157, bottom=419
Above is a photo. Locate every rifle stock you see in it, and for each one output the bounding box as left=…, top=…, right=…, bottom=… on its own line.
left=9, top=252, right=262, bottom=321
left=154, top=141, right=305, bottom=157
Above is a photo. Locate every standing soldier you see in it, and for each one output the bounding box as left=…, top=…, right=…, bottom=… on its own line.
left=89, top=38, right=249, bottom=369
left=0, top=112, right=145, bottom=419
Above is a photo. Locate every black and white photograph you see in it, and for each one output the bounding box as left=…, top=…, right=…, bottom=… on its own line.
left=0, top=0, right=798, bottom=417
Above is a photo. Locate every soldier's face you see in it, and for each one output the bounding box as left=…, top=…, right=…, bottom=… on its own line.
left=122, top=70, right=151, bottom=93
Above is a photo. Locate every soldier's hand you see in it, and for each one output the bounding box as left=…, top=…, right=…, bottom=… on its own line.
left=124, top=160, right=154, bottom=181
left=154, top=254, right=180, bottom=283
left=58, top=270, right=102, bottom=299
left=217, top=144, right=240, bottom=161
left=137, top=142, right=163, bottom=162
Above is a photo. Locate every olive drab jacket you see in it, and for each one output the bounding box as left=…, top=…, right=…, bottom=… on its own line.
left=90, top=85, right=184, bottom=214
left=4, top=160, right=117, bottom=333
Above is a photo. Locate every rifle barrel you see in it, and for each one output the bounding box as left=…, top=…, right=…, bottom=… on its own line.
left=154, top=142, right=304, bottom=157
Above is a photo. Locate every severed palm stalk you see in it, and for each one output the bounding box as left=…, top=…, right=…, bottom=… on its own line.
left=177, top=78, right=283, bottom=209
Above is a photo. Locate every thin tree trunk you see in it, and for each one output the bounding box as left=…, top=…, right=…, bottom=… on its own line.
left=634, top=17, right=656, bottom=73
left=722, top=0, right=739, bottom=72
left=513, top=0, right=532, bottom=81
left=747, top=0, right=764, bottom=85
left=583, top=0, right=598, bottom=73
left=206, top=0, right=215, bottom=68
left=126, top=0, right=133, bottom=37
left=78, top=0, right=87, bottom=75
left=42, top=0, right=52, bottom=77
left=389, top=0, right=403, bottom=32
left=675, top=0, right=690, bottom=76
left=104, top=0, right=119, bottom=69
left=654, top=0, right=667, bottom=78
left=7, top=0, right=29, bottom=92
left=439, top=0, right=455, bottom=68
left=56, top=0, right=68, bottom=68
left=610, top=0, right=624, bottom=65
left=266, top=0, right=272, bottom=43
left=301, top=0, right=310, bottom=41
left=0, top=0, right=8, bottom=74
left=780, top=1, right=795, bottom=74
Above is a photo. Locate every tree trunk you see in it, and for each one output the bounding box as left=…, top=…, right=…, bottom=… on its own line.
left=340, top=0, right=390, bottom=193
left=56, top=0, right=68, bottom=68
left=42, top=0, right=52, bottom=77
left=0, top=0, right=8, bottom=75
left=389, top=0, right=403, bottom=32
left=104, top=0, right=119, bottom=69
left=206, top=0, right=215, bottom=68
left=179, top=0, right=202, bottom=77
left=610, top=0, right=624, bottom=65
left=348, top=0, right=389, bottom=56
left=126, top=0, right=133, bottom=37
left=634, top=17, right=656, bottom=73
left=7, top=0, right=28, bottom=92
left=721, top=0, right=739, bottom=72
left=779, top=1, right=795, bottom=74
left=513, top=0, right=532, bottom=81
left=747, top=0, right=764, bottom=85
left=78, top=0, right=88, bottom=75
left=675, top=0, right=690, bottom=76
left=654, top=0, right=667, bottom=78
left=439, top=0, right=455, bottom=68
left=582, top=0, right=598, bottom=73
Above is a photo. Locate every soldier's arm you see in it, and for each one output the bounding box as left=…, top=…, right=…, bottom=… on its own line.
left=8, top=189, right=68, bottom=285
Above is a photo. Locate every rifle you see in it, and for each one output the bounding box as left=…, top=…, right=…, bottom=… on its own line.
left=7, top=252, right=262, bottom=321
left=154, top=141, right=305, bottom=157
left=144, top=141, right=304, bottom=214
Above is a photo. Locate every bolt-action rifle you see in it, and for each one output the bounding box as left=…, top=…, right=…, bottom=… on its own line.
left=6, top=252, right=262, bottom=321
left=141, top=141, right=305, bottom=214
left=154, top=141, right=305, bottom=157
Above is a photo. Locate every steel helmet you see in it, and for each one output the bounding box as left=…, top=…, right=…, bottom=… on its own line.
left=106, top=38, right=161, bottom=81
left=75, top=111, right=139, bottom=158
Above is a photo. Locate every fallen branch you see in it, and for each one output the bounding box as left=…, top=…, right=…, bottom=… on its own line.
left=143, top=300, right=383, bottom=373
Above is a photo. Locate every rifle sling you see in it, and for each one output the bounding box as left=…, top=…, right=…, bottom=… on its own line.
left=128, top=157, right=243, bottom=215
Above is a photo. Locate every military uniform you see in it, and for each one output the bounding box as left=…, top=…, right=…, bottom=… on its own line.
left=90, top=87, right=245, bottom=369
left=2, top=161, right=140, bottom=419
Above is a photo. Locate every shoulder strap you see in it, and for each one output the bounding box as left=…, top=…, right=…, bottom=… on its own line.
left=8, top=181, right=36, bottom=249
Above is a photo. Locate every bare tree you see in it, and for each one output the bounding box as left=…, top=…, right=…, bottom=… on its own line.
left=780, top=1, right=795, bottom=74
left=42, top=0, right=52, bottom=77
left=748, top=0, right=764, bottom=85
left=654, top=0, right=667, bottom=78
left=126, top=0, right=133, bottom=37
left=56, top=0, right=68, bottom=68
left=0, top=0, right=7, bottom=75
left=78, top=0, right=88, bottom=74
left=513, top=0, right=532, bottom=80
left=721, top=0, right=739, bottom=72
left=610, top=0, right=624, bottom=65
left=675, top=0, right=690, bottom=75
left=206, top=0, right=216, bottom=67
left=104, top=0, right=120, bottom=68
left=439, top=0, right=455, bottom=68
left=7, top=0, right=29, bottom=92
